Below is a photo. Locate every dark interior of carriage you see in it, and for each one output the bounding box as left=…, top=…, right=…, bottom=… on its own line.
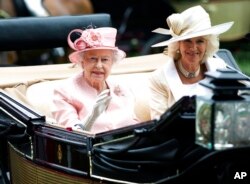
left=0, top=14, right=250, bottom=184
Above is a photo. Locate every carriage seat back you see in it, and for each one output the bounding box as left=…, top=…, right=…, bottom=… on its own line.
left=0, top=14, right=111, bottom=51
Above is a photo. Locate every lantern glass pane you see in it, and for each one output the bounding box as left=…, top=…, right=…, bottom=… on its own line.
left=214, top=102, right=234, bottom=150
left=196, top=98, right=212, bottom=149
left=214, top=101, right=250, bottom=149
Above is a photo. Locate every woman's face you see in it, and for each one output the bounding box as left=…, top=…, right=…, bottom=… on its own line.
left=179, top=36, right=207, bottom=66
left=81, top=49, right=114, bottom=87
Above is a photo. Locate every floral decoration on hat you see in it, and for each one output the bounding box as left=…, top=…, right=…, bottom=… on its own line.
left=67, top=27, right=126, bottom=63
left=72, top=29, right=103, bottom=51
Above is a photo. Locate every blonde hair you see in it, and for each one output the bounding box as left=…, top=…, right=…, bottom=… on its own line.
left=165, top=35, right=219, bottom=63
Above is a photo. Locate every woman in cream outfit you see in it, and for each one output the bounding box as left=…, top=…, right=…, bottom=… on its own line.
left=149, top=6, right=234, bottom=120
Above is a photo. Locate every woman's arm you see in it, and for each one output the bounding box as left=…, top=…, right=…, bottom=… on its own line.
left=148, top=69, right=169, bottom=120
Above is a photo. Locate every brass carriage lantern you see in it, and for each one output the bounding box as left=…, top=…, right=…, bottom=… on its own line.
left=195, top=68, right=250, bottom=150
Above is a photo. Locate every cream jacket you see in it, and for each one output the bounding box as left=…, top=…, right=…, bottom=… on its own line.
left=148, top=56, right=227, bottom=120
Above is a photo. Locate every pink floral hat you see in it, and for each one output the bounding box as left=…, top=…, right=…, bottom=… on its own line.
left=67, top=27, right=126, bottom=63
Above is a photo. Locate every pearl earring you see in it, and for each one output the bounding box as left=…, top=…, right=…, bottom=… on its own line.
left=163, top=47, right=168, bottom=55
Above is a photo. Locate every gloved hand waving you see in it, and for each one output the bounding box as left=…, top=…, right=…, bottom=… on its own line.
left=74, top=89, right=111, bottom=131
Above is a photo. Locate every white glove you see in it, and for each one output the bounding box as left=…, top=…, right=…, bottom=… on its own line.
left=74, top=89, right=112, bottom=131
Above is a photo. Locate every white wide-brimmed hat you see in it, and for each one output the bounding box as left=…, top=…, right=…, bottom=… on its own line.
left=151, top=5, right=234, bottom=47
left=67, top=27, right=126, bottom=63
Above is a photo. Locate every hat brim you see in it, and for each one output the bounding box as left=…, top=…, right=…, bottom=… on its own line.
left=152, top=22, right=234, bottom=47
left=69, top=47, right=126, bottom=63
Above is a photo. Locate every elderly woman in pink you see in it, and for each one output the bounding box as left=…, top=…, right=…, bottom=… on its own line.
left=51, top=27, right=140, bottom=134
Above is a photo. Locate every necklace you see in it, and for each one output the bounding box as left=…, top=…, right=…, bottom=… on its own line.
left=177, top=60, right=200, bottom=78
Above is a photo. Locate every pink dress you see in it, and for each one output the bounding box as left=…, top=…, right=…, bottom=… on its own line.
left=51, top=72, right=140, bottom=134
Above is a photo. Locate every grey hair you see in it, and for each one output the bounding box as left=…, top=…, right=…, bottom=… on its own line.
left=165, top=35, right=219, bottom=63
left=112, top=50, right=122, bottom=64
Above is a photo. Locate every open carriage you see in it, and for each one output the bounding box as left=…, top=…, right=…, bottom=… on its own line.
left=0, top=14, right=250, bottom=184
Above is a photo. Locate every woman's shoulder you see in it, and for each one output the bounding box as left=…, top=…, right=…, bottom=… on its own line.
left=151, top=56, right=174, bottom=74
left=54, top=72, right=83, bottom=91
left=149, top=62, right=171, bottom=83
left=62, top=72, right=83, bottom=84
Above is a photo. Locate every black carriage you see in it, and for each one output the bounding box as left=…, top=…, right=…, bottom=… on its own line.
left=0, top=14, right=250, bottom=184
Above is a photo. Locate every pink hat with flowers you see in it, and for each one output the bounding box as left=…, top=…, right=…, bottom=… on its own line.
left=67, top=27, right=126, bottom=63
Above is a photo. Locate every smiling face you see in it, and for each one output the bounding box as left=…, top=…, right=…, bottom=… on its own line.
left=81, top=49, right=114, bottom=91
left=179, top=36, right=207, bottom=71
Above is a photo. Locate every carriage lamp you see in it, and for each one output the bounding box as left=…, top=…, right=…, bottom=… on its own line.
left=195, top=68, right=250, bottom=150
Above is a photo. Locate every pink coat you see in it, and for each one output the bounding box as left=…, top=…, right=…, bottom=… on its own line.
left=51, top=72, right=140, bottom=134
